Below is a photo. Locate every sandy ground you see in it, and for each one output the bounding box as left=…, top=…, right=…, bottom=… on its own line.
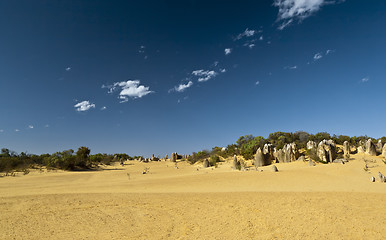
left=0, top=153, right=385, bottom=239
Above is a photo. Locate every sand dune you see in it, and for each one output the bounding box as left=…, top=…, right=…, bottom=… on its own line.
left=0, top=153, right=385, bottom=239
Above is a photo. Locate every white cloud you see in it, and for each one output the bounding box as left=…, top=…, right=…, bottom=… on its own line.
left=314, top=52, right=323, bottom=60
left=248, top=44, right=255, bottom=49
left=224, top=48, right=232, bottom=55
left=174, top=81, right=193, bottom=92
left=101, top=106, right=107, bottom=110
left=255, top=81, right=260, bottom=85
left=192, top=70, right=218, bottom=82
left=361, top=77, right=370, bottom=83
left=65, top=67, right=71, bottom=71
left=15, top=129, right=20, bottom=132
left=28, top=125, right=34, bottom=129
left=285, top=65, right=298, bottom=70
left=274, top=0, right=343, bottom=29
left=104, top=80, right=154, bottom=102
left=220, top=68, right=226, bottom=73
left=326, top=49, right=334, bottom=55
left=259, top=36, right=264, bottom=41
left=214, top=61, right=219, bottom=66
left=235, top=28, right=257, bottom=40
left=74, top=100, right=96, bottom=112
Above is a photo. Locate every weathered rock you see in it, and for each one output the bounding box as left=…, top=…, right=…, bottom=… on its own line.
left=263, top=143, right=275, bottom=162
left=378, top=172, right=385, bottom=182
left=164, top=155, right=168, bottom=160
left=307, top=141, right=317, bottom=150
left=317, top=139, right=336, bottom=163
left=282, top=143, right=300, bottom=162
left=357, top=146, right=365, bottom=153
left=203, top=159, right=210, bottom=168
left=376, top=140, right=383, bottom=152
left=170, top=152, right=177, bottom=162
left=333, top=158, right=348, bottom=163
left=365, top=139, right=377, bottom=156
left=255, top=148, right=269, bottom=167
left=343, top=141, right=350, bottom=159
left=308, top=159, right=315, bottom=166
left=371, top=176, right=375, bottom=182
left=232, top=155, right=240, bottom=170
left=382, top=144, right=386, bottom=158
left=275, top=149, right=286, bottom=163
left=271, top=165, right=278, bottom=172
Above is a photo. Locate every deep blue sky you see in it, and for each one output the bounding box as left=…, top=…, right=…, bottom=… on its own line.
left=1, top=0, right=385, bottom=156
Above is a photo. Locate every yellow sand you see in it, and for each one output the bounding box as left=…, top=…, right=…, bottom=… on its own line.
left=0, top=153, right=385, bottom=239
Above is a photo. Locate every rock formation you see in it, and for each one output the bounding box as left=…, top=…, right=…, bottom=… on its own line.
left=232, top=155, right=241, bottom=170
left=255, top=148, right=269, bottom=167
left=357, top=146, right=365, bottom=153
left=203, top=159, right=210, bottom=168
left=343, top=141, right=350, bottom=159
left=263, top=143, right=275, bottom=162
left=365, top=139, right=376, bottom=156
left=170, top=152, right=177, bottom=162
left=307, top=141, right=317, bottom=150
left=376, top=140, right=383, bottom=152
left=317, top=139, right=336, bottom=163
left=274, top=149, right=286, bottom=163
left=378, top=172, right=385, bottom=183
left=382, top=144, right=386, bottom=158
left=271, top=165, right=278, bottom=172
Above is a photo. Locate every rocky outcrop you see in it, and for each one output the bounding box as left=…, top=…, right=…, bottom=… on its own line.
left=284, top=143, right=300, bottom=162
left=274, top=149, right=286, bottom=163
left=376, top=140, right=383, bottom=152
left=343, top=141, right=350, bottom=159
left=255, top=148, right=269, bottom=167
left=307, top=141, right=317, bottom=150
left=378, top=172, right=385, bottom=183
left=317, top=139, right=336, bottom=163
left=233, top=155, right=241, bottom=170
left=263, top=143, right=275, bottom=163
left=365, top=139, right=376, bottom=156
left=203, top=159, right=210, bottom=168
left=382, top=144, right=386, bottom=158
left=271, top=165, right=278, bottom=172
left=357, top=146, right=365, bottom=153
left=170, top=152, right=177, bottom=162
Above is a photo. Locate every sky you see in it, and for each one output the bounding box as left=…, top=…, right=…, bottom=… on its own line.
left=1, top=0, right=385, bottom=156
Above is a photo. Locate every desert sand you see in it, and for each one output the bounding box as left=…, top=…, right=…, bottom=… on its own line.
left=0, top=153, right=385, bottom=239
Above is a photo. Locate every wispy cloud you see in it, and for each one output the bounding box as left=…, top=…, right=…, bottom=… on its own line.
left=15, top=129, right=20, bottom=132
left=314, top=52, right=323, bottom=60
left=284, top=65, right=298, bottom=70
left=326, top=49, right=334, bottom=55
left=172, top=81, right=193, bottom=92
left=224, top=48, right=232, bottom=55
left=103, top=80, right=154, bottom=102
left=74, top=100, right=96, bottom=112
left=0, top=129, right=3, bottom=133
left=65, top=67, right=71, bottom=71
left=234, top=28, right=258, bottom=40
left=220, top=68, right=226, bottom=73
left=101, top=106, right=107, bottom=110
left=28, top=125, right=34, bottom=129
left=361, top=77, right=370, bottom=83
left=274, top=0, right=344, bottom=30
left=255, top=81, right=260, bottom=85
left=192, top=70, right=218, bottom=82
left=45, top=124, right=50, bottom=128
